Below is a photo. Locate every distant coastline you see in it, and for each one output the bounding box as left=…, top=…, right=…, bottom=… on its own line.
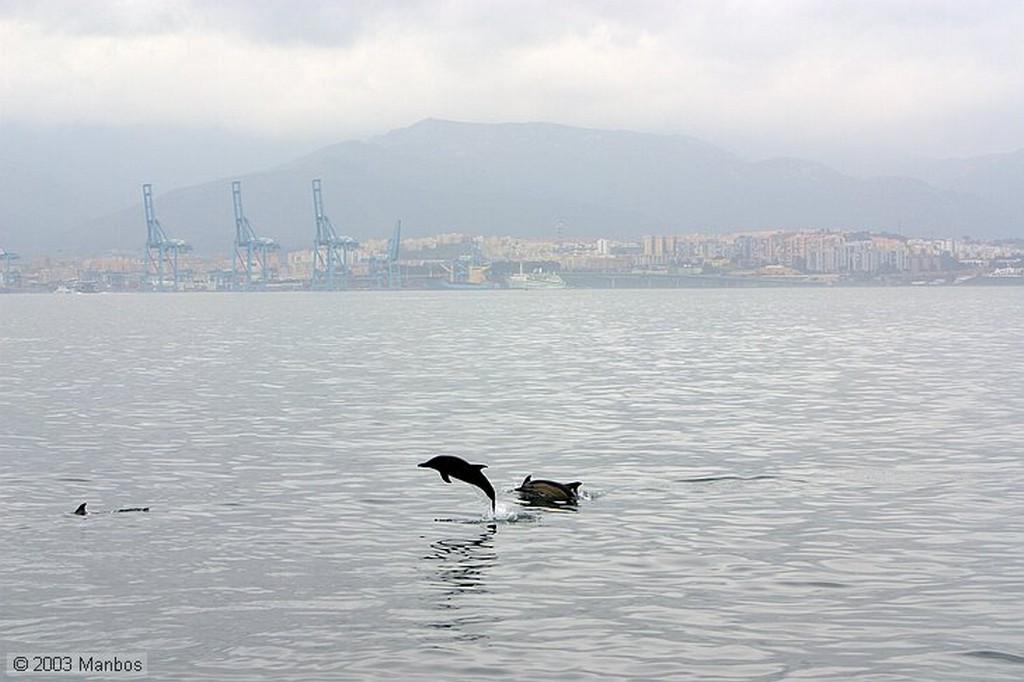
left=2, top=229, right=1022, bottom=293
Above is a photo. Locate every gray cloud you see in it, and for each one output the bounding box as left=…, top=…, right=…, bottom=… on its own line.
left=1, top=0, right=1022, bottom=159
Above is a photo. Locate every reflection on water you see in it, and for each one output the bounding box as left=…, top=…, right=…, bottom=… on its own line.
left=423, top=524, right=497, bottom=642
left=425, top=524, right=498, bottom=597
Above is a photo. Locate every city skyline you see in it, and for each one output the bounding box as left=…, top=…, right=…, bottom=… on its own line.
left=4, top=226, right=1022, bottom=294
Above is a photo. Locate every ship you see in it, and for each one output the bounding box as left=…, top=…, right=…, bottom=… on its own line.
left=508, top=269, right=567, bottom=290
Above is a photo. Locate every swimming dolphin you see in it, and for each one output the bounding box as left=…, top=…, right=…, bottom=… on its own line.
left=515, top=475, right=581, bottom=505
left=73, top=502, right=149, bottom=515
left=418, top=455, right=496, bottom=512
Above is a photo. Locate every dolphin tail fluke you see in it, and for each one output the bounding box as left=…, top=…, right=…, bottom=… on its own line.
left=567, top=482, right=582, bottom=495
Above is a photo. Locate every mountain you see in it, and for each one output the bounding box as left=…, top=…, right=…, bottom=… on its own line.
left=889, top=149, right=1024, bottom=233
left=9, top=119, right=1024, bottom=257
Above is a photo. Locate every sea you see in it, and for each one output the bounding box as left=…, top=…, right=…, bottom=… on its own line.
left=1, top=288, right=1022, bottom=681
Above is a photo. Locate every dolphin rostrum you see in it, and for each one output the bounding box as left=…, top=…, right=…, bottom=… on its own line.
left=515, top=475, right=582, bottom=505
left=418, top=455, right=496, bottom=512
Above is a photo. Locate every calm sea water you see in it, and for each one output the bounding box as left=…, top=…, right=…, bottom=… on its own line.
left=1, top=288, right=1022, bottom=681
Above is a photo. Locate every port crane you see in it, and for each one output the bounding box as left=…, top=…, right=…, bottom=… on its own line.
left=311, top=179, right=359, bottom=290
left=0, top=247, right=19, bottom=286
left=142, top=184, right=191, bottom=291
left=439, top=239, right=489, bottom=286
left=231, top=180, right=279, bottom=290
left=386, top=219, right=402, bottom=288
left=366, top=219, right=403, bottom=288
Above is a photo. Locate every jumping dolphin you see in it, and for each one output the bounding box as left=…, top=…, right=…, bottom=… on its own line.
left=73, top=503, right=149, bottom=515
left=515, top=475, right=582, bottom=505
left=418, top=455, right=496, bottom=512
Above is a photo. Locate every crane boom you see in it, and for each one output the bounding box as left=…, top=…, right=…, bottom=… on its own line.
left=230, top=180, right=279, bottom=290
left=310, top=178, right=358, bottom=290
left=142, top=183, right=189, bottom=291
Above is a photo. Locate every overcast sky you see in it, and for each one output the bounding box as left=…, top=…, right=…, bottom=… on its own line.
left=2, top=0, right=1023, bottom=161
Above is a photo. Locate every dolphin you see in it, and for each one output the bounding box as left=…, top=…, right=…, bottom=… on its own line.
left=515, top=475, right=582, bottom=505
left=418, top=455, right=496, bottom=512
left=73, top=502, right=149, bottom=515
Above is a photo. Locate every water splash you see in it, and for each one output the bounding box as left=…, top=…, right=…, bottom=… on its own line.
left=488, top=502, right=529, bottom=523
left=434, top=502, right=539, bottom=524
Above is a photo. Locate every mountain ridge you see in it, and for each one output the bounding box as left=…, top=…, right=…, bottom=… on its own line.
left=7, top=119, right=1023, bottom=257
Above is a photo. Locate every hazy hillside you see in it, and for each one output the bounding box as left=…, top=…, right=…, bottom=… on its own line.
left=9, top=119, right=1023, bottom=257
left=895, top=149, right=1024, bottom=231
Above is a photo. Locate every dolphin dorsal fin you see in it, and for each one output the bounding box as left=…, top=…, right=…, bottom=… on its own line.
left=567, top=482, right=582, bottom=493
left=522, top=475, right=532, bottom=485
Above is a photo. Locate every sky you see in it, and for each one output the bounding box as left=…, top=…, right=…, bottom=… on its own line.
left=3, top=0, right=1024, bottom=164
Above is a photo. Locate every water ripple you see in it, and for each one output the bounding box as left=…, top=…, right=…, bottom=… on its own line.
left=1, top=289, right=1022, bottom=680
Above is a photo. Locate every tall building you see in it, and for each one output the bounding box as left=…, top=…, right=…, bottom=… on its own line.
left=643, top=235, right=677, bottom=263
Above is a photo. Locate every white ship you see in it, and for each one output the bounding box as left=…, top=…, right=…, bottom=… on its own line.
left=508, top=269, right=567, bottom=289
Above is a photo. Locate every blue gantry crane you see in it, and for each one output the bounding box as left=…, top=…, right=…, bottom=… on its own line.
left=366, top=219, right=402, bottom=289
left=142, top=184, right=191, bottom=291
left=231, top=180, right=279, bottom=290
left=311, top=179, right=359, bottom=290
left=386, top=219, right=402, bottom=289
left=438, top=239, right=492, bottom=288
left=0, top=247, right=20, bottom=287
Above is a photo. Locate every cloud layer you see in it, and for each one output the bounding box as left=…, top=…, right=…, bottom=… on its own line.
left=2, top=0, right=1023, bottom=158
